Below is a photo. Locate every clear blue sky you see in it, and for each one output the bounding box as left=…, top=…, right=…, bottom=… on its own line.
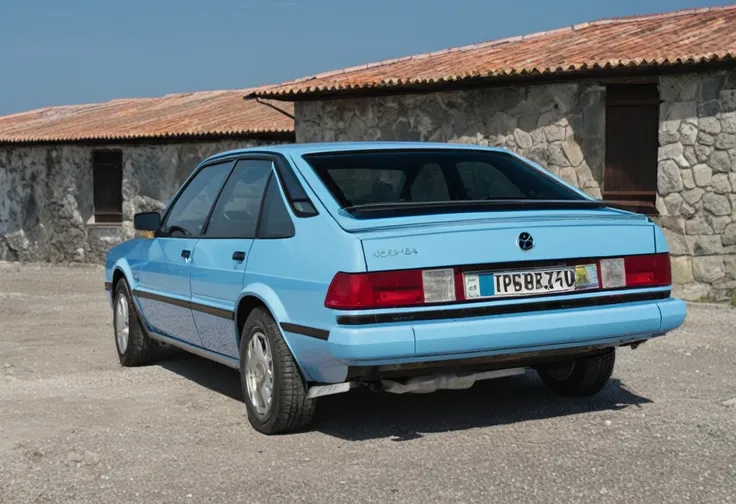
left=0, top=0, right=730, bottom=116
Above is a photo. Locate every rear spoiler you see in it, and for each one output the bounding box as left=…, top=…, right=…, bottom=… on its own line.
left=341, top=199, right=631, bottom=219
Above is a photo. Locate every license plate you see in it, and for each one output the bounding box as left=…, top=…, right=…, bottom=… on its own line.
left=464, top=264, right=598, bottom=299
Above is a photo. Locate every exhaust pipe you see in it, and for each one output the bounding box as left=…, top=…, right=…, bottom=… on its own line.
left=380, top=367, right=526, bottom=394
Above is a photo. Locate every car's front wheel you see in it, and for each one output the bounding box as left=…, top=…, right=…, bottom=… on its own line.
left=112, top=279, right=156, bottom=367
left=536, top=349, right=615, bottom=396
left=240, top=308, right=316, bottom=435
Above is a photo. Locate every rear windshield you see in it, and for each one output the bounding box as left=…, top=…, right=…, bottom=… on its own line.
left=302, top=150, right=584, bottom=211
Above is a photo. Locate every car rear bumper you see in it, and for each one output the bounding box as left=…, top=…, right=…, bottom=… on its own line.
left=327, top=297, right=686, bottom=364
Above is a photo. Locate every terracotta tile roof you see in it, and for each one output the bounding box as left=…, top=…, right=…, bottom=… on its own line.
left=251, top=4, right=736, bottom=100
left=0, top=87, right=294, bottom=144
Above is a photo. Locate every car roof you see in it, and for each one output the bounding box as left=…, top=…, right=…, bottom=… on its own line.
left=201, top=141, right=509, bottom=164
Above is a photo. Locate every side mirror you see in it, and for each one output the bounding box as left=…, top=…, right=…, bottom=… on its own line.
left=134, top=211, right=161, bottom=232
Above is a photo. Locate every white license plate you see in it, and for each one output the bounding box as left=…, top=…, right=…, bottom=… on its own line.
left=464, top=267, right=578, bottom=298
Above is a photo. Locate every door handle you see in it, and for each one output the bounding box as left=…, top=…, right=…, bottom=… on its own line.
left=232, top=251, right=246, bottom=262
left=181, top=249, right=191, bottom=259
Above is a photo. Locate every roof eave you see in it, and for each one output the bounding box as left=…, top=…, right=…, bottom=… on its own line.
left=249, top=57, right=736, bottom=102
left=0, top=129, right=295, bottom=147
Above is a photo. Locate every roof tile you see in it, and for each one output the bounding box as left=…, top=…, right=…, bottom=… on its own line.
left=0, top=87, right=294, bottom=144
left=252, top=4, right=736, bottom=99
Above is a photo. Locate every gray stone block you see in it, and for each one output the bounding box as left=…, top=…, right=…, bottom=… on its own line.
left=702, top=192, right=732, bottom=216
left=692, top=163, right=713, bottom=187
left=685, top=215, right=714, bottom=235
left=682, top=187, right=705, bottom=205
left=723, top=223, right=736, bottom=246
left=680, top=122, right=698, bottom=145
left=709, top=150, right=733, bottom=173
left=715, top=133, right=736, bottom=150
left=692, top=256, right=726, bottom=282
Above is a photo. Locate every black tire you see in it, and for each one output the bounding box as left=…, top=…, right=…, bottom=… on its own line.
left=240, top=308, right=316, bottom=435
left=536, top=350, right=615, bottom=397
left=112, top=279, right=157, bottom=367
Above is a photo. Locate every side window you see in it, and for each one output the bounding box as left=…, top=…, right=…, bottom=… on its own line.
left=205, top=159, right=272, bottom=238
left=457, top=161, right=526, bottom=200
left=410, top=163, right=449, bottom=202
left=162, top=162, right=232, bottom=237
left=258, top=176, right=295, bottom=239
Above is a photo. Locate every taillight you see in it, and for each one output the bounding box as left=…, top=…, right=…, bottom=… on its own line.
left=624, top=253, right=671, bottom=287
left=600, top=253, right=671, bottom=288
left=324, top=268, right=456, bottom=309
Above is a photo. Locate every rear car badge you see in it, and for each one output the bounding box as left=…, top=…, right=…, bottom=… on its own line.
left=517, top=232, right=535, bottom=251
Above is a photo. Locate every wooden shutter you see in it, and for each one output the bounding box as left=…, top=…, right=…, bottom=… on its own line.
left=604, top=84, right=660, bottom=215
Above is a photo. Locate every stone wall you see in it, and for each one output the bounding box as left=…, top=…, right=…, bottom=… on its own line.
left=296, top=83, right=605, bottom=199
left=0, top=139, right=268, bottom=263
left=657, top=71, right=736, bottom=300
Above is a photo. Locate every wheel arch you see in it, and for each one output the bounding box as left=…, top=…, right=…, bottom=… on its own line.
left=234, top=283, right=289, bottom=345
left=112, top=268, right=126, bottom=290
left=234, top=284, right=313, bottom=382
left=235, top=295, right=268, bottom=339
left=111, top=259, right=137, bottom=291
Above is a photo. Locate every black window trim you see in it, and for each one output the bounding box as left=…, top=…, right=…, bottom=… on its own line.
left=272, top=153, right=319, bottom=218
left=155, top=152, right=317, bottom=240
left=255, top=171, right=296, bottom=240
left=157, top=153, right=306, bottom=240
left=253, top=172, right=274, bottom=239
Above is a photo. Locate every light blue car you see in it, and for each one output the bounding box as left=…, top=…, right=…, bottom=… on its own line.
left=105, top=142, right=686, bottom=434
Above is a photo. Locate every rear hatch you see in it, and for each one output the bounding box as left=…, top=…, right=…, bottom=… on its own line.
left=295, top=147, right=668, bottom=307
left=356, top=209, right=655, bottom=272
left=352, top=210, right=671, bottom=358
left=338, top=208, right=669, bottom=310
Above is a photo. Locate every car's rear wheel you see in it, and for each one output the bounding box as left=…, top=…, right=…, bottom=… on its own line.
left=113, top=279, right=156, bottom=367
left=240, top=307, right=316, bottom=435
left=536, top=349, right=615, bottom=396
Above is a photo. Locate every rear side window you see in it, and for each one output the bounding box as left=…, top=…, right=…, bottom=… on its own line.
left=204, top=160, right=271, bottom=238
left=257, top=176, right=295, bottom=239
left=303, top=150, right=582, bottom=212
left=276, top=159, right=319, bottom=217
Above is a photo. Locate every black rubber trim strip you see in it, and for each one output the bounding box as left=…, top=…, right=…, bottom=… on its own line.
left=132, top=289, right=234, bottom=320
left=133, top=289, right=190, bottom=309
left=280, top=322, right=330, bottom=340
left=336, top=291, right=671, bottom=326
left=104, top=282, right=112, bottom=291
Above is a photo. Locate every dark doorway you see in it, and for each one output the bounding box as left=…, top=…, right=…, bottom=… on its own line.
left=603, top=84, right=660, bottom=215
left=93, top=150, right=123, bottom=223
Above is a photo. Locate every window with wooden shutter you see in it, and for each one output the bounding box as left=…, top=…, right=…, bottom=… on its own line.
left=93, top=150, right=123, bottom=223
left=603, top=84, right=660, bottom=215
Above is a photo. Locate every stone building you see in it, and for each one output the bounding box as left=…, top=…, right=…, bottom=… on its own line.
left=250, top=5, right=736, bottom=300
left=0, top=89, right=294, bottom=262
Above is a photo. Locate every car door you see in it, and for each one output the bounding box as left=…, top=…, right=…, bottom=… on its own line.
left=189, top=159, right=273, bottom=358
left=135, top=160, right=234, bottom=346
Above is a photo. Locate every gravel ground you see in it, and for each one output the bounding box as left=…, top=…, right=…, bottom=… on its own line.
left=0, top=263, right=735, bottom=504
